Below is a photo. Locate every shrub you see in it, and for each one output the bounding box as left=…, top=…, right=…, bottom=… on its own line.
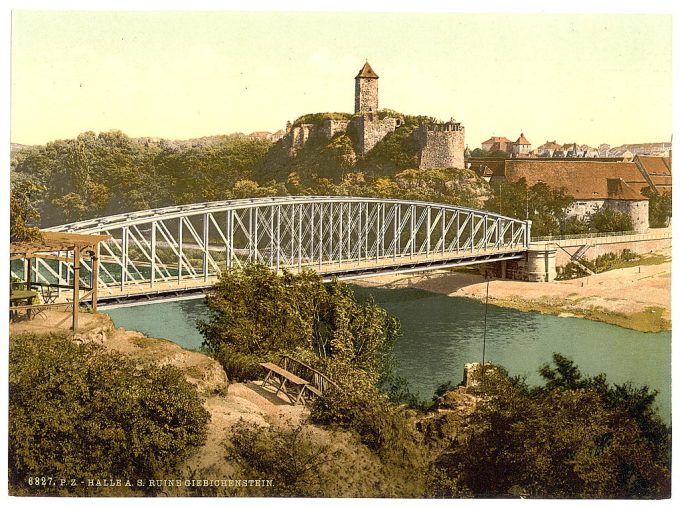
left=309, top=373, right=431, bottom=498
left=310, top=372, right=423, bottom=466
left=214, top=343, right=264, bottom=382
left=227, top=420, right=342, bottom=497
left=641, top=187, right=671, bottom=228
left=199, top=265, right=400, bottom=384
left=432, top=363, right=670, bottom=499
left=227, top=418, right=429, bottom=497
left=588, top=206, right=633, bottom=233
left=9, top=332, right=210, bottom=495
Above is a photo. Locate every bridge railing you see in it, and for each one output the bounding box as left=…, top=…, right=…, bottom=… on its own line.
left=532, top=228, right=671, bottom=243
left=532, top=230, right=637, bottom=242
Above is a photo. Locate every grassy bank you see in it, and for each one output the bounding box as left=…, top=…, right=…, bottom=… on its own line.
left=487, top=297, right=671, bottom=333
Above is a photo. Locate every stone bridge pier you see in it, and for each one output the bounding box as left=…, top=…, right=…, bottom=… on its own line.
left=481, top=245, right=557, bottom=282
left=481, top=228, right=671, bottom=282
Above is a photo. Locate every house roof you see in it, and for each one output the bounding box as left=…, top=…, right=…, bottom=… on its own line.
left=607, top=178, right=644, bottom=200
left=356, top=62, right=379, bottom=79
left=538, top=140, right=561, bottom=150
left=515, top=133, right=531, bottom=145
left=468, top=158, right=506, bottom=176
left=502, top=160, right=648, bottom=201
left=482, top=136, right=512, bottom=145
left=11, top=231, right=112, bottom=258
left=636, top=155, right=672, bottom=176
left=635, top=155, right=672, bottom=194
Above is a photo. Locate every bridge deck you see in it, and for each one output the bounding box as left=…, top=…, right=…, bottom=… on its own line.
left=76, top=247, right=525, bottom=305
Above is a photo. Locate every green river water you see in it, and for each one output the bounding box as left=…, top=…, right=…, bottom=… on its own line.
left=103, top=286, right=671, bottom=421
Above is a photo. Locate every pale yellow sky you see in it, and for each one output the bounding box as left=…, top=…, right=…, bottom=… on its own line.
left=10, top=11, right=672, bottom=148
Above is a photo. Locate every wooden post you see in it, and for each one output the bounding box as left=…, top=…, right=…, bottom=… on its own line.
left=26, top=258, right=32, bottom=290
left=72, top=246, right=80, bottom=332
left=91, top=244, right=99, bottom=313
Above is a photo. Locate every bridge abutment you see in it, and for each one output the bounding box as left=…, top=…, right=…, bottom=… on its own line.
left=480, top=246, right=557, bottom=282
left=524, top=246, right=557, bottom=282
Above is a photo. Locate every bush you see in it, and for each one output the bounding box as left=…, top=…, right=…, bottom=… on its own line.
left=199, top=265, right=400, bottom=384
left=641, top=187, right=671, bottom=228
left=309, top=380, right=429, bottom=496
left=227, top=420, right=342, bottom=497
left=310, top=373, right=424, bottom=466
left=214, top=343, right=264, bottom=382
left=555, top=249, right=642, bottom=280
left=432, top=362, right=670, bottom=499
left=9, top=332, right=210, bottom=495
left=227, top=418, right=429, bottom=497
left=588, top=206, right=633, bottom=233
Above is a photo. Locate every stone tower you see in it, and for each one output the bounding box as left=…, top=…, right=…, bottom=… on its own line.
left=354, top=62, right=379, bottom=113
left=415, top=119, right=466, bottom=169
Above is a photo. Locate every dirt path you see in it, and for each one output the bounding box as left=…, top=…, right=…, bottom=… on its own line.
left=354, top=248, right=671, bottom=332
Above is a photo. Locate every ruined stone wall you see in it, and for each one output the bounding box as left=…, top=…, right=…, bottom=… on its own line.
left=320, top=119, right=350, bottom=139
left=355, top=78, right=378, bottom=113
left=288, top=123, right=318, bottom=156
left=353, top=114, right=398, bottom=155
left=415, top=124, right=465, bottom=169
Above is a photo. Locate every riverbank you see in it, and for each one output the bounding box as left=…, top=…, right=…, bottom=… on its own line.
left=9, top=311, right=307, bottom=482
left=354, top=248, right=671, bottom=333
left=9, top=311, right=433, bottom=496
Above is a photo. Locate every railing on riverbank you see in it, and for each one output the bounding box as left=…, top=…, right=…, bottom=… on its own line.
left=532, top=227, right=671, bottom=243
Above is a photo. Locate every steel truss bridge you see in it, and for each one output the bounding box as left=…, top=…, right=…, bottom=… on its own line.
left=24, top=196, right=530, bottom=304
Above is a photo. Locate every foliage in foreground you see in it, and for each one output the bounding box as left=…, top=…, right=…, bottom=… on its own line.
left=200, top=265, right=430, bottom=494
left=227, top=418, right=433, bottom=498
left=199, top=265, right=400, bottom=385
left=431, top=355, right=671, bottom=499
left=9, top=332, right=210, bottom=495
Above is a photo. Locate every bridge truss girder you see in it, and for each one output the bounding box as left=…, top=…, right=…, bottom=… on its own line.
left=16, top=197, right=530, bottom=296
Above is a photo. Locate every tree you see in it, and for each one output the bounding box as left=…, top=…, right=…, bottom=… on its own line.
left=9, top=332, right=210, bottom=495
left=488, top=149, right=510, bottom=158
left=485, top=178, right=574, bottom=236
left=227, top=421, right=342, bottom=497
left=562, top=216, right=591, bottom=235
left=641, top=187, right=671, bottom=228
left=198, top=265, right=400, bottom=384
left=10, top=179, right=44, bottom=242
left=588, top=206, right=633, bottom=233
left=433, top=365, right=670, bottom=499
left=537, top=353, right=670, bottom=468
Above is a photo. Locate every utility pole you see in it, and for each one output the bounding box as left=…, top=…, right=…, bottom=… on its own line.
left=525, top=187, right=529, bottom=220
left=481, top=278, right=490, bottom=385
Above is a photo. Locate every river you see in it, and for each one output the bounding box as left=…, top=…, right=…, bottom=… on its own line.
left=103, top=286, right=671, bottom=421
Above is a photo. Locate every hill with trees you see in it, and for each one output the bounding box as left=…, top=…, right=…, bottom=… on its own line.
left=11, top=114, right=491, bottom=228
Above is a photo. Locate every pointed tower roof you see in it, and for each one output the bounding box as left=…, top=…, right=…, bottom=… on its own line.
left=356, top=62, right=379, bottom=79
left=515, top=132, right=531, bottom=145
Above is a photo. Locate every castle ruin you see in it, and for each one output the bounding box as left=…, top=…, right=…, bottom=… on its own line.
left=285, top=62, right=465, bottom=168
